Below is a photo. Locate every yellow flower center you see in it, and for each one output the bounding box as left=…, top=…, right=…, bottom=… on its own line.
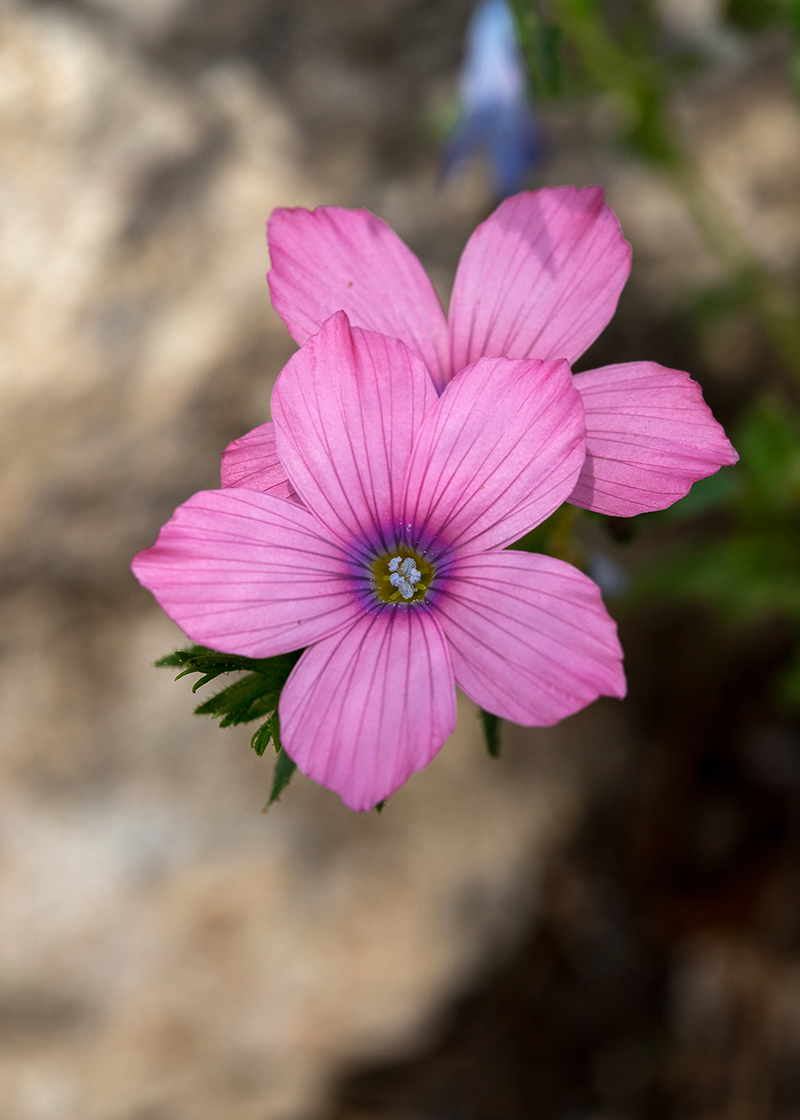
left=371, top=549, right=434, bottom=604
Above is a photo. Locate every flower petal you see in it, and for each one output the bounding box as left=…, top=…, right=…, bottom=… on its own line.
left=131, top=489, right=361, bottom=657
left=271, top=311, right=438, bottom=555
left=268, top=206, right=451, bottom=391
left=279, top=607, right=456, bottom=811
left=448, top=186, right=631, bottom=375
left=433, top=550, right=626, bottom=725
left=402, top=355, right=585, bottom=558
left=569, top=362, right=740, bottom=516
left=220, top=421, right=301, bottom=503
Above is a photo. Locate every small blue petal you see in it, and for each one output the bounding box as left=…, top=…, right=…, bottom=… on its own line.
left=461, top=0, right=527, bottom=111
left=444, top=0, right=545, bottom=198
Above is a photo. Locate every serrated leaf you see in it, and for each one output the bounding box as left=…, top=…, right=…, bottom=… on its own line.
left=190, top=671, right=231, bottom=692
left=268, top=710, right=283, bottom=753
left=267, top=745, right=296, bottom=807
left=194, top=673, right=281, bottom=726
left=158, top=646, right=300, bottom=682
left=158, top=647, right=303, bottom=728
left=480, top=709, right=501, bottom=758
left=250, top=719, right=275, bottom=757
left=251, top=651, right=303, bottom=688
left=157, top=645, right=257, bottom=674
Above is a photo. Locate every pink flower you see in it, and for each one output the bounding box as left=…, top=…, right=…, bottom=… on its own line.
left=264, top=186, right=738, bottom=516
left=133, top=313, right=625, bottom=811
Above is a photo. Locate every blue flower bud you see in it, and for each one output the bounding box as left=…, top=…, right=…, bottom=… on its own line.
left=444, top=0, right=545, bottom=198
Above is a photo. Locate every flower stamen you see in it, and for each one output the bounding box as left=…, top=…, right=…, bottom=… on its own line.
left=388, top=556, right=422, bottom=600
left=372, top=550, right=433, bottom=604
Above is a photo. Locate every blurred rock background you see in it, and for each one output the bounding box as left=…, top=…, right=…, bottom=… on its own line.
left=1, top=0, right=800, bottom=1117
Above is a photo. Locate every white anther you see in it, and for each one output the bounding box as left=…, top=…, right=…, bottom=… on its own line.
left=399, top=558, right=421, bottom=583
left=385, top=554, right=423, bottom=600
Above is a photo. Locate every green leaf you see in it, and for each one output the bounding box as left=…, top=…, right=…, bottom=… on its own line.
left=156, top=648, right=305, bottom=805
left=158, top=646, right=301, bottom=683
left=250, top=719, right=275, bottom=757
left=480, top=709, right=501, bottom=758
left=267, top=746, right=297, bottom=807
left=193, top=672, right=280, bottom=727
left=156, top=645, right=261, bottom=677
left=375, top=799, right=386, bottom=813
left=268, top=709, right=283, bottom=753
left=158, top=646, right=302, bottom=727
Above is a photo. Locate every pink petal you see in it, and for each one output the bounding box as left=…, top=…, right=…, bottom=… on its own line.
left=279, top=607, right=456, bottom=811
left=433, top=551, right=626, bottom=725
left=268, top=206, right=451, bottom=392
left=402, top=356, right=585, bottom=558
left=569, top=362, right=739, bottom=516
left=272, top=312, right=438, bottom=553
left=131, top=489, right=361, bottom=657
left=448, top=187, right=631, bottom=376
left=220, top=421, right=301, bottom=504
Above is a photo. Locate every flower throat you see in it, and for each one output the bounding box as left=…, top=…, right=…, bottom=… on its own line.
left=371, top=549, right=434, bottom=604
